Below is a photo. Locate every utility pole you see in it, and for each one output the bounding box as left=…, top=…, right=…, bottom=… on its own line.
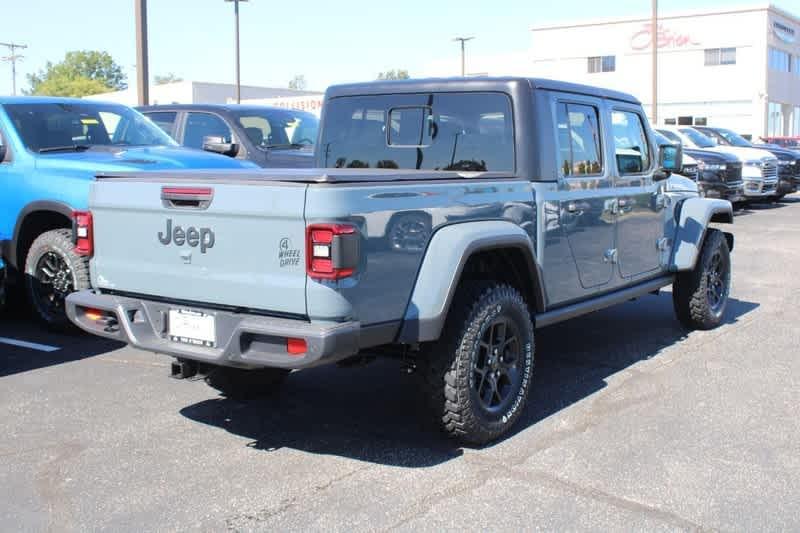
left=0, top=42, right=27, bottom=96
left=651, top=0, right=658, bottom=123
left=135, top=0, right=150, bottom=105
left=452, top=36, right=475, bottom=77
left=225, top=0, right=248, bottom=103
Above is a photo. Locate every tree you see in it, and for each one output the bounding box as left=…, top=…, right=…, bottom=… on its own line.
left=289, top=74, right=307, bottom=90
left=27, top=50, right=127, bottom=96
left=154, top=73, right=183, bottom=85
left=377, top=69, right=410, bottom=80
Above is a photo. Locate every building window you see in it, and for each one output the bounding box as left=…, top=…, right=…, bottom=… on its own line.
left=769, top=47, right=791, bottom=72
left=704, top=48, right=736, bottom=66
left=768, top=102, right=784, bottom=137
left=694, top=117, right=708, bottom=126
left=792, top=106, right=800, bottom=136
left=588, top=55, right=615, bottom=73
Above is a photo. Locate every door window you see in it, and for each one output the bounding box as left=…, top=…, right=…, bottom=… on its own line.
left=556, top=103, right=603, bottom=176
left=183, top=113, right=233, bottom=149
left=145, top=112, right=178, bottom=136
left=611, top=110, right=651, bottom=175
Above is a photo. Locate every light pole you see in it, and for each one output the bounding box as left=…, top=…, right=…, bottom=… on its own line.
left=452, top=36, right=475, bottom=77
left=0, top=42, right=27, bottom=96
left=225, top=0, right=248, bottom=103
left=135, top=0, right=149, bottom=106
left=651, top=0, right=658, bottom=123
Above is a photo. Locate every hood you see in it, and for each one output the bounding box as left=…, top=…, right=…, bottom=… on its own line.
left=665, top=174, right=699, bottom=194
left=682, top=153, right=697, bottom=165
left=709, top=145, right=777, bottom=162
left=35, top=145, right=259, bottom=173
left=748, top=145, right=800, bottom=162
left=683, top=148, right=738, bottom=164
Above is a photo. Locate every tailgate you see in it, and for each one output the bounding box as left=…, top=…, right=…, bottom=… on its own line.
left=90, top=179, right=308, bottom=316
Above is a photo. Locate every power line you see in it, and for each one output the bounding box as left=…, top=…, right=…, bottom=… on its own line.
left=0, top=41, right=28, bottom=96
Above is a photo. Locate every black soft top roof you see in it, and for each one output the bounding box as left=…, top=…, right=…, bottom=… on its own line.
left=324, top=77, right=640, bottom=105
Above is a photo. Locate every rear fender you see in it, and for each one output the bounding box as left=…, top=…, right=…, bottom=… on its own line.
left=398, top=220, right=541, bottom=343
left=671, top=197, right=733, bottom=272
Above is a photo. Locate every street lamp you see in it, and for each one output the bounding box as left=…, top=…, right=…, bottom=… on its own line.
left=225, top=0, right=248, bottom=103
left=452, top=36, right=475, bottom=77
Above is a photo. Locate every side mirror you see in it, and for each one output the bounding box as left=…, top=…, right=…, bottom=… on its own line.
left=657, top=143, right=682, bottom=180
left=202, top=136, right=239, bottom=157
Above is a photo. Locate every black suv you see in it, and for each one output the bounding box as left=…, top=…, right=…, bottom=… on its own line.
left=138, top=104, right=318, bottom=168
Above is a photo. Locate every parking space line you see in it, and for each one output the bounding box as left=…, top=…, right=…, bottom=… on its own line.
left=0, top=337, right=61, bottom=352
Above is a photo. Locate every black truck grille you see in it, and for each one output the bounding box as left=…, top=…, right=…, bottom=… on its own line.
left=682, top=164, right=698, bottom=180
left=725, top=164, right=743, bottom=187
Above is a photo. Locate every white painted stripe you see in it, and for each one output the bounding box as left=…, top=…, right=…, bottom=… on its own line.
left=0, top=337, right=61, bottom=352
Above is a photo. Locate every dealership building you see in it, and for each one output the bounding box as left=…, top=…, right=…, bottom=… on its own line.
left=526, top=4, right=800, bottom=138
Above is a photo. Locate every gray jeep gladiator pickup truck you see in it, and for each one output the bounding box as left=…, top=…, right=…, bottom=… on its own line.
left=66, top=78, right=734, bottom=444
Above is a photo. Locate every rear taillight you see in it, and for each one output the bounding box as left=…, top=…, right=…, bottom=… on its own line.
left=306, top=223, right=359, bottom=280
left=73, top=211, right=93, bottom=257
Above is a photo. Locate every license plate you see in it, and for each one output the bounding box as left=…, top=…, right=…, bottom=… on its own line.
left=168, top=309, right=216, bottom=347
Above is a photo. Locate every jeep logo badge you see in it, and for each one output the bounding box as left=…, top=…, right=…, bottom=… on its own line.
left=158, top=219, right=215, bottom=253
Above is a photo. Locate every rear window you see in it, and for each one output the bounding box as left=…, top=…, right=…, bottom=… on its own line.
left=318, top=92, right=514, bottom=172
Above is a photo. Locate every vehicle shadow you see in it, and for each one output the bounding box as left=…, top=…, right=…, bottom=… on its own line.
left=0, top=308, right=124, bottom=378
left=180, top=293, right=759, bottom=468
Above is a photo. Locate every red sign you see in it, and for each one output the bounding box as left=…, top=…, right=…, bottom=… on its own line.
left=630, top=23, right=700, bottom=51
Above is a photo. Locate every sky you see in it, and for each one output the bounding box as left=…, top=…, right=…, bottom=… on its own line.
left=0, top=0, right=796, bottom=95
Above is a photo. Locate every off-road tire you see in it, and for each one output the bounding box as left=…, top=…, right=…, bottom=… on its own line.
left=672, top=229, right=731, bottom=330
left=204, top=366, right=291, bottom=400
left=419, top=282, right=535, bottom=445
left=24, top=228, right=90, bottom=331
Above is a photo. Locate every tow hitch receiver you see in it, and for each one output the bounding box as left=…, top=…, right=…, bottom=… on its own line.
left=170, top=358, right=198, bottom=379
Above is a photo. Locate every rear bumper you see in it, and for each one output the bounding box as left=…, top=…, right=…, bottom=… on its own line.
left=65, top=290, right=361, bottom=370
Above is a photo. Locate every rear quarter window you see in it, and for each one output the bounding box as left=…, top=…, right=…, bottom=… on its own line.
left=319, top=92, right=514, bottom=172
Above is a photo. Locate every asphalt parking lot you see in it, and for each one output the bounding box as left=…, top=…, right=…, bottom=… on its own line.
left=1, top=195, right=799, bottom=532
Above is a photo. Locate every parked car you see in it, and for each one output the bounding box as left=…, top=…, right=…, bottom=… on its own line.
left=759, top=136, right=800, bottom=152
left=0, top=96, right=258, bottom=329
left=655, top=130, right=744, bottom=203
left=659, top=126, right=778, bottom=201
left=67, top=78, right=734, bottom=444
left=695, top=126, right=800, bottom=199
left=0, top=235, right=6, bottom=310
left=138, top=104, right=318, bottom=168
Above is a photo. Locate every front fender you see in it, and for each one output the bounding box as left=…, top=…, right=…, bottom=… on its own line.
left=398, top=220, right=538, bottom=343
left=671, top=197, right=733, bottom=272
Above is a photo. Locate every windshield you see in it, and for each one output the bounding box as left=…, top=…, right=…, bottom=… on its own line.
left=653, top=131, right=677, bottom=146
left=234, top=108, right=319, bottom=149
left=656, top=129, right=682, bottom=144
left=679, top=128, right=716, bottom=148
left=713, top=128, right=752, bottom=148
left=4, top=102, right=177, bottom=152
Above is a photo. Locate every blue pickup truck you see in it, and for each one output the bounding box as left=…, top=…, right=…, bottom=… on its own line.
left=0, top=96, right=256, bottom=329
